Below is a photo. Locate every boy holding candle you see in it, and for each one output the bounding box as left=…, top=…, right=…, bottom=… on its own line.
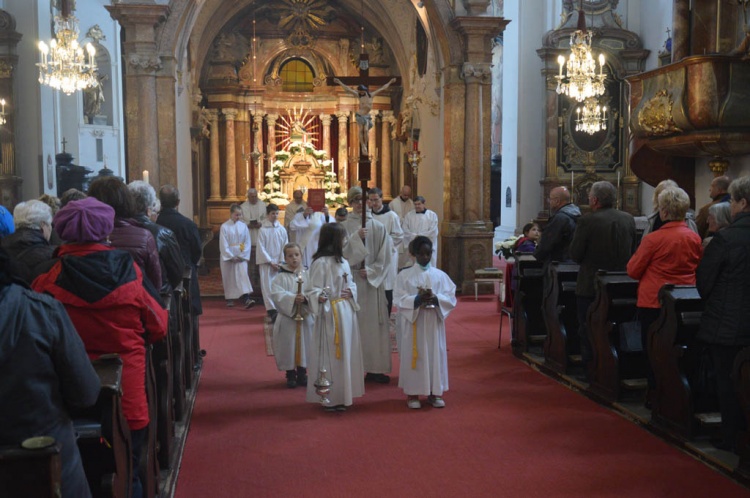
left=394, top=236, right=457, bottom=409
left=271, top=243, right=313, bottom=388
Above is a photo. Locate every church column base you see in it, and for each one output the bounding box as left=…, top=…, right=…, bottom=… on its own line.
left=441, top=221, right=495, bottom=295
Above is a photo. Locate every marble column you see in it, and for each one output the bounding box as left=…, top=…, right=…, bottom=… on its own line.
left=222, top=108, right=239, bottom=200
left=207, top=109, right=221, bottom=200
left=335, top=112, right=348, bottom=188
left=106, top=4, right=168, bottom=184
left=380, top=110, right=393, bottom=196
left=366, top=110, right=378, bottom=182
left=266, top=113, right=278, bottom=157
left=253, top=113, right=265, bottom=189
left=320, top=114, right=332, bottom=158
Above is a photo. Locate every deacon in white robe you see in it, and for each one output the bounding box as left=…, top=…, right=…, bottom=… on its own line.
left=342, top=187, right=394, bottom=381
left=395, top=263, right=457, bottom=398
left=219, top=206, right=253, bottom=303
left=257, top=208, right=288, bottom=313
left=288, top=206, right=331, bottom=269
left=402, top=196, right=439, bottom=267
left=369, top=188, right=404, bottom=313
left=271, top=267, right=313, bottom=372
left=303, top=255, right=364, bottom=408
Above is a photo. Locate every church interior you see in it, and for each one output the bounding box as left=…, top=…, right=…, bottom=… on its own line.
left=3, top=0, right=750, bottom=496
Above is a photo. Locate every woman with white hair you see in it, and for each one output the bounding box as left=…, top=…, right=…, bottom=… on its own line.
left=702, top=201, right=732, bottom=248
left=627, top=186, right=703, bottom=407
left=642, top=179, right=698, bottom=236
left=0, top=199, right=56, bottom=284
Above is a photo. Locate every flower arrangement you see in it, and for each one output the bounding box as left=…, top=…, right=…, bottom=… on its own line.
left=258, top=155, right=289, bottom=203
left=322, top=170, right=347, bottom=206
left=494, top=235, right=520, bottom=260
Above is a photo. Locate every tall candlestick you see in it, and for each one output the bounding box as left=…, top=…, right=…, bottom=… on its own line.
left=617, top=171, right=620, bottom=190
left=143, top=170, right=149, bottom=184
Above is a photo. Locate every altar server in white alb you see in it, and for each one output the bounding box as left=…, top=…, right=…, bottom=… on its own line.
left=288, top=205, right=331, bottom=269
left=257, top=203, right=288, bottom=320
left=240, top=188, right=266, bottom=286
left=395, top=236, right=456, bottom=410
left=303, top=223, right=364, bottom=412
left=342, top=187, right=394, bottom=384
left=402, top=195, right=439, bottom=267
left=219, top=204, right=254, bottom=308
left=368, top=187, right=403, bottom=314
left=271, top=243, right=314, bottom=389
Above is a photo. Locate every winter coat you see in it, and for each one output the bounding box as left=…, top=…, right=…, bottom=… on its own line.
left=109, top=218, right=162, bottom=290
left=626, top=221, right=702, bottom=308
left=0, top=227, right=56, bottom=284
left=533, top=203, right=581, bottom=268
left=0, top=280, right=100, bottom=498
left=32, top=243, right=168, bottom=430
left=696, top=212, right=750, bottom=346
left=157, top=208, right=203, bottom=315
left=134, top=214, right=185, bottom=292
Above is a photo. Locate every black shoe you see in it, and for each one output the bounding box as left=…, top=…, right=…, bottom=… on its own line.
left=285, top=370, right=297, bottom=389
left=365, top=373, right=390, bottom=384
left=244, top=298, right=255, bottom=309
left=296, top=367, right=308, bottom=386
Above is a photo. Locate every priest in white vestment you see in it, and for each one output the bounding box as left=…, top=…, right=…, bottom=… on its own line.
left=240, top=188, right=266, bottom=296
left=219, top=204, right=254, bottom=308
left=402, top=195, right=439, bottom=267
left=388, top=185, right=415, bottom=222
left=395, top=235, right=456, bottom=409
left=303, top=223, right=364, bottom=410
left=342, top=187, right=394, bottom=383
left=288, top=205, right=331, bottom=269
left=368, top=187, right=403, bottom=314
left=284, top=189, right=307, bottom=243
left=257, top=204, right=288, bottom=318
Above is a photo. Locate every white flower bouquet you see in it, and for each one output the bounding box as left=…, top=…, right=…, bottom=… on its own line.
left=494, top=235, right=520, bottom=260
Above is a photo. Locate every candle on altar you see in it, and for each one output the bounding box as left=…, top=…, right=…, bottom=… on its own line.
left=617, top=171, right=620, bottom=190
left=571, top=171, right=574, bottom=191
left=143, top=170, right=149, bottom=184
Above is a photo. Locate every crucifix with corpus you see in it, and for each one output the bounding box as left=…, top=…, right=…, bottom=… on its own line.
left=328, top=53, right=401, bottom=228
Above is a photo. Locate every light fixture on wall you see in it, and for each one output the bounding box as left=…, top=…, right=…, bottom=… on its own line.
left=575, top=97, right=607, bottom=135
left=0, top=99, right=7, bottom=125
left=37, top=0, right=99, bottom=95
left=555, top=0, right=606, bottom=103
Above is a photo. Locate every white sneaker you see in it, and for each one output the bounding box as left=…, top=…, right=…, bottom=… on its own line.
left=428, top=395, right=445, bottom=408
left=407, top=397, right=421, bottom=409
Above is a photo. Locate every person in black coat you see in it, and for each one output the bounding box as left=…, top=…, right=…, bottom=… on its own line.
left=156, top=184, right=203, bottom=315
left=0, top=248, right=101, bottom=498
left=534, top=186, right=581, bottom=270
left=0, top=200, right=56, bottom=284
left=569, top=181, right=636, bottom=377
left=696, top=175, right=750, bottom=452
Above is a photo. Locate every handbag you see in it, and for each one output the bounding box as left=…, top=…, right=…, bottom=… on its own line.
left=618, top=319, right=643, bottom=352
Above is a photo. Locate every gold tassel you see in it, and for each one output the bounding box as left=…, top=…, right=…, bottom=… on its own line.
left=331, top=297, right=346, bottom=360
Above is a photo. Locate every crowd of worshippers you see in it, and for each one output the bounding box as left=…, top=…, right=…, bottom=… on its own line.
left=504, top=175, right=749, bottom=455
left=223, top=184, right=453, bottom=411
left=0, top=178, right=202, bottom=498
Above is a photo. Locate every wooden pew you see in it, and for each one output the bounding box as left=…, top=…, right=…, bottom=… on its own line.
left=587, top=271, right=648, bottom=402
left=155, top=292, right=176, bottom=469
left=0, top=441, right=61, bottom=497
left=72, top=355, right=132, bottom=498
left=142, top=346, right=160, bottom=498
left=543, top=262, right=580, bottom=374
left=511, top=255, right=545, bottom=358
left=649, top=285, right=718, bottom=440
left=182, top=268, right=196, bottom=389
left=171, top=283, right=187, bottom=421
left=734, top=346, right=750, bottom=480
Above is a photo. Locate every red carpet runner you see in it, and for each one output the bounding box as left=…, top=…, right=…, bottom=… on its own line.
left=175, top=297, right=749, bottom=498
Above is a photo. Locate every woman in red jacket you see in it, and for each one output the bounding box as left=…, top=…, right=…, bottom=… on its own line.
left=32, top=197, right=167, bottom=498
left=627, top=186, right=702, bottom=407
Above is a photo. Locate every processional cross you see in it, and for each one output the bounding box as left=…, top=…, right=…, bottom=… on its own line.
left=327, top=53, right=401, bottom=228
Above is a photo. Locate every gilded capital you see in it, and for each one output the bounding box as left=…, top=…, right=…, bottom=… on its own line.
left=222, top=108, right=239, bottom=120
left=319, top=114, right=332, bottom=125
left=460, top=62, right=492, bottom=84
left=205, top=108, right=220, bottom=121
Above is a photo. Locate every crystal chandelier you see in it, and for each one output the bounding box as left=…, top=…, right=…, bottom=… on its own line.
left=37, top=0, right=98, bottom=95
left=575, top=97, right=607, bottom=135
left=555, top=1, right=606, bottom=102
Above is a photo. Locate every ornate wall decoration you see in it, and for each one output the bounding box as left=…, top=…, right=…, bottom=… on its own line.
left=128, top=54, right=163, bottom=72
left=0, top=60, right=13, bottom=78
left=637, top=89, right=682, bottom=137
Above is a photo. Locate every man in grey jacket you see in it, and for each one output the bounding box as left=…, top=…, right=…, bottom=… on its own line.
left=569, top=181, right=636, bottom=378
left=534, top=186, right=581, bottom=270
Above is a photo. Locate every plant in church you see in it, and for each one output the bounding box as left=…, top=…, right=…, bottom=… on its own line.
left=322, top=170, right=347, bottom=206
left=495, top=235, right=521, bottom=260
left=258, top=154, right=289, bottom=203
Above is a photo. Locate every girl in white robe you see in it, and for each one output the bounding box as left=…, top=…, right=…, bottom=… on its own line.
left=219, top=204, right=253, bottom=307
left=303, top=223, right=365, bottom=411
left=395, top=236, right=457, bottom=409
left=271, top=243, right=314, bottom=388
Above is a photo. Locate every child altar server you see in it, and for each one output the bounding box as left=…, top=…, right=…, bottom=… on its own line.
left=271, top=243, right=314, bottom=388
left=303, top=223, right=364, bottom=412
left=395, top=236, right=457, bottom=409
left=257, top=203, right=288, bottom=321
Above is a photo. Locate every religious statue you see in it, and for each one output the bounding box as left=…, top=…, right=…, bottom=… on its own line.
left=83, top=74, right=107, bottom=124
left=333, top=77, right=396, bottom=157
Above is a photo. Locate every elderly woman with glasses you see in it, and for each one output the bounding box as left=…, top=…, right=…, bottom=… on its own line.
left=0, top=199, right=56, bottom=284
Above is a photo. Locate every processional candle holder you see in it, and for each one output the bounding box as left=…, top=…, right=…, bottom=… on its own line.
left=314, top=286, right=333, bottom=404
left=293, top=273, right=305, bottom=321
left=407, top=149, right=422, bottom=177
